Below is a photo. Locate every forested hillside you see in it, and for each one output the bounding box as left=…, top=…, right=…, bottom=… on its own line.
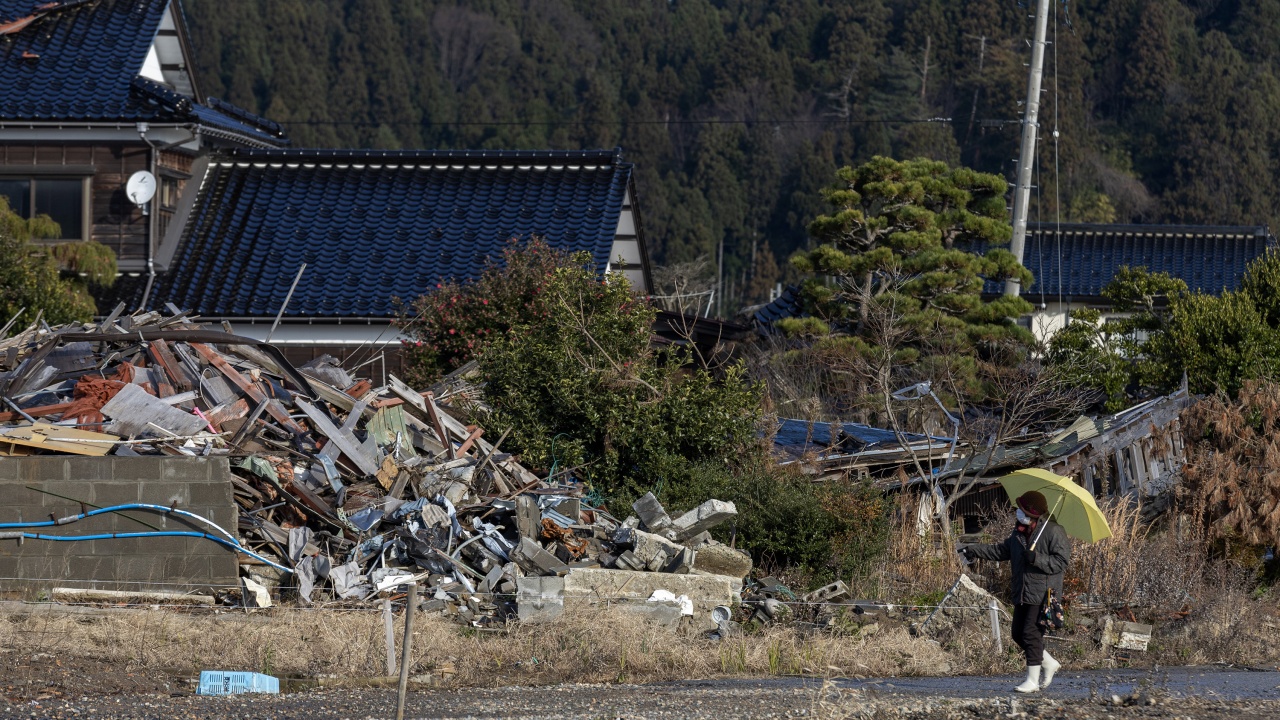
left=182, top=0, right=1280, bottom=313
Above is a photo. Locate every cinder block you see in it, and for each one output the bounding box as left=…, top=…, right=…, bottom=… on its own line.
left=0, top=459, right=21, bottom=480
left=115, top=556, right=169, bottom=583
left=670, top=499, right=737, bottom=541
left=65, top=457, right=111, bottom=482
left=0, top=556, right=23, bottom=581
left=188, top=482, right=232, bottom=507
left=18, top=457, right=69, bottom=482
left=0, top=499, right=38, bottom=524
left=516, top=575, right=565, bottom=622
left=164, top=555, right=209, bottom=578
left=12, top=556, right=69, bottom=582
left=38, top=481, right=94, bottom=507
left=206, top=458, right=232, bottom=483
left=138, top=482, right=190, bottom=506
left=109, top=457, right=166, bottom=483
left=68, top=555, right=114, bottom=583
left=163, top=459, right=209, bottom=482
left=93, top=482, right=142, bottom=506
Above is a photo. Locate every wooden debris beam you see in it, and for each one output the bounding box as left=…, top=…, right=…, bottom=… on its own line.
left=189, top=343, right=306, bottom=436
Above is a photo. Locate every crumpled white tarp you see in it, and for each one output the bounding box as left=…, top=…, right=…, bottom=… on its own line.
left=648, top=589, right=694, bottom=616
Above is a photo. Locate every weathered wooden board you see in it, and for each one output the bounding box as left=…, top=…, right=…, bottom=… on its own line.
left=0, top=422, right=119, bottom=456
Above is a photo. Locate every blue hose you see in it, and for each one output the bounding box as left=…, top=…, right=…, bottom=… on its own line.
left=0, top=530, right=294, bottom=574
left=0, top=503, right=293, bottom=574
left=0, top=503, right=240, bottom=545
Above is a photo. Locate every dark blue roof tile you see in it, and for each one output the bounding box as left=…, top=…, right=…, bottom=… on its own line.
left=0, top=0, right=286, bottom=144
left=983, top=223, right=1275, bottom=298
left=145, top=148, right=636, bottom=318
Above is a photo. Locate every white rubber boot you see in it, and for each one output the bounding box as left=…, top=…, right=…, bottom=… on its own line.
left=1040, top=652, right=1061, bottom=689
left=1014, top=665, right=1042, bottom=693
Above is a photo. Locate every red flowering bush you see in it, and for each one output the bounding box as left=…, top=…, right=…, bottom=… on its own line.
left=397, top=238, right=570, bottom=386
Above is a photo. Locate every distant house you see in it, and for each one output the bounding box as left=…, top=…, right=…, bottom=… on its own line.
left=1007, top=222, right=1275, bottom=341
left=0, top=0, right=287, bottom=278
left=752, top=222, right=1276, bottom=342
left=122, top=147, right=652, bottom=372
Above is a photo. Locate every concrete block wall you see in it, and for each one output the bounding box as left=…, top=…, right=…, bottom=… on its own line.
left=0, top=457, right=238, bottom=594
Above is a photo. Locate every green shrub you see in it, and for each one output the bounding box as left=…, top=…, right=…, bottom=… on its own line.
left=653, top=453, right=889, bottom=588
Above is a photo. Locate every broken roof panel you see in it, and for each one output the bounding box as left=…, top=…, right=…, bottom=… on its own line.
left=773, top=417, right=948, bottom=462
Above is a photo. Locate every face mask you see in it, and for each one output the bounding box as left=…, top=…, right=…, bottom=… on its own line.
left=1016, top=508, right=1031, bottom=525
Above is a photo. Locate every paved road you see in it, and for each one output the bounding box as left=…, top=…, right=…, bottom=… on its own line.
left=5, top=667, right=1280, bottom=719
left=814, top=665, right=1280, bottom=700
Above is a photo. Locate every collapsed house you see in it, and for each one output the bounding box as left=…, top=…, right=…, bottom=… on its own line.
left=776, top=386, right=1192, bottom=533
left=0, top=309, right=748, bottom=626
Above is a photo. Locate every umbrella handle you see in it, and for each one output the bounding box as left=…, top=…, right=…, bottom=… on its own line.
left=1029, top=494, right=1065, bottom=551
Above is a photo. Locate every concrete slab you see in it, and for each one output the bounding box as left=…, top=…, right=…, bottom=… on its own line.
left=564, top=568, right=741, bottom=627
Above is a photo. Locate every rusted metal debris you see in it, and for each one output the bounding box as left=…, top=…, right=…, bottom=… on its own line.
left=0, top=305, right=747, bottom=623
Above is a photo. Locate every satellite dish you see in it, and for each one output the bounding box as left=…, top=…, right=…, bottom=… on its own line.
left=126, top=170, right=157, bottom=206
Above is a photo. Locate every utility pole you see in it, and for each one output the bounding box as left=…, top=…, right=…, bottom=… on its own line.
left=1004, top=0, right=1052, bottom=297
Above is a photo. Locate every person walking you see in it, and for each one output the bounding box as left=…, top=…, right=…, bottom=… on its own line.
left=960, top=490, right=1071, bottom=693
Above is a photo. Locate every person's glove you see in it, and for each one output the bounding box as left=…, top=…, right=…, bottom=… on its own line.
left=1024, top=549, right=1037, bottom=565
left=957, top=545, right=974, bottom=561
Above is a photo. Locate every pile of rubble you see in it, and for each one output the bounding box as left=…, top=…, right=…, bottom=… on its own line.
left=0, top=307, right=751, bottom=624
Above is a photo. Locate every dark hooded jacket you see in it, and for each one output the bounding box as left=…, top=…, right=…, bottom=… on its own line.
left=967, top=520, right=1071, bottom=605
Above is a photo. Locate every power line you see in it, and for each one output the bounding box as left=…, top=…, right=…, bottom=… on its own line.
left=280, top=116, right=1021, bottom=129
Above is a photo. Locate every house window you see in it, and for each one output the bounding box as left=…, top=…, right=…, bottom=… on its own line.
left=160, top=176, right=180, bottom=210
left=0, top=177, right=87, bottom=241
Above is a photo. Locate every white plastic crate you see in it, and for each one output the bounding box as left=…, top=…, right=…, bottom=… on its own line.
left=197, top=670, right=280, bottom=695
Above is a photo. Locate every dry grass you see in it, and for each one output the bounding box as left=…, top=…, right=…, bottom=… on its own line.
left=0, top=602, right=963, bottom=686
left=848, top=495, right=964, bottom=601
left=1066, top=500, right=1209, bottom=616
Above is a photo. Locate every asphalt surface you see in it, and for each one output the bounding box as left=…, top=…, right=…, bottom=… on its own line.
left=821, top=665, right=1280, bottom=700
left=4, top=667, right=1280, bottom=719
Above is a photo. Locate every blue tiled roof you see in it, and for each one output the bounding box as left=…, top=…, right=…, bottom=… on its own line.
left=773, top=417, right=944, bottom=461
left=989, top=223, right=1275, bottom=298
left=752, top=285, right=803, bottom=329
left=0, top=0, right=286, bottom=144
left=149, top=148, right=636, bottom=317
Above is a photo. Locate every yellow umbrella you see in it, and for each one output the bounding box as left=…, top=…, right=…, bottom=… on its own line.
left=997, top=468, right=1112, bottom=547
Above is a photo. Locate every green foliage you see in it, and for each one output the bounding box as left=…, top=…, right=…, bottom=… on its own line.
left=1049, top=260, right=1280, bottom=406
left=397, top=238, right=569, bottom=386
left=0, top=198, right=114, bottom=331
left=778, top=158, right=1034, bottom=408
left=1241, top=250, right=1280, bottom=329
left=472, top=249, right=763, bottom=500
left=795, top=157, right=1032, bottom=350
left=658, top=458, right=889, bottom=585
left=1146, top=291, right=1278, bottom=397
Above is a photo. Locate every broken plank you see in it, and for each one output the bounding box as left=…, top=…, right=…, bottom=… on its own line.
left=295, top=399, right=380, bottom=476
left=148, top=340, right=194, bottom=392
left=189, top=343, right=305, bottom=435
left=456, top=426, right=484, bottom=456
left=0, top=422, right=118, bottom=456
left=0, top=400, right=73, bottom=423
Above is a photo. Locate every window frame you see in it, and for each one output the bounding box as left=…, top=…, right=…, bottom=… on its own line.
left=0, top=169, right=92, bottom=243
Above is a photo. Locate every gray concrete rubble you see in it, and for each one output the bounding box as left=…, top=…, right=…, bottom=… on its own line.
left=917, top=574, right=1007, bottom=638
left=0, top=308, right=748, bottom=625
left=670, top=499, right=737, bottom=541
